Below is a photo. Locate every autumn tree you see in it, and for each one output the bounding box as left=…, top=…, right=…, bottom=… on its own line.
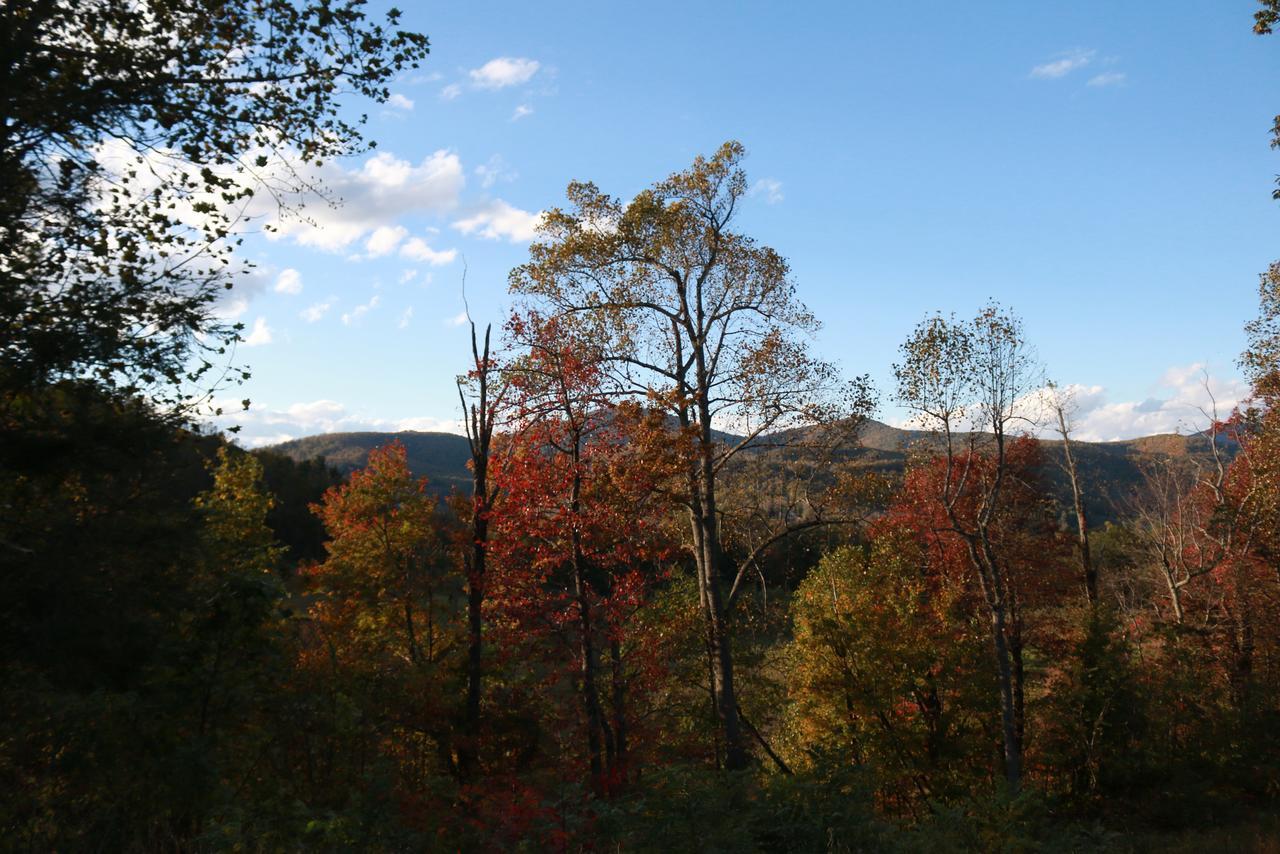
left=1131, top=457, right=1214, bottom=625
left=305, top=442, right=460, bottom=795
left=783, top=535, right=992, bottom=813
left=894, top=304, right=1044, bottom=790
left=1130, top=399, right=1278, bottom=704
left=511, top=141, right=871, bottom=769
left=488, top=313, right=682, bottom=793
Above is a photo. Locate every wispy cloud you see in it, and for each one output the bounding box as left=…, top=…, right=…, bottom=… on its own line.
left=475, top=154, right=517, bottom=189
left=452, top=200, right=544, bottom=243
left=1030, top=48, right=1096, bottom=79
left=1021, top=364, right=1249, bottom=441
left=273, top=268, right=302, bottom=295
left=213, top=267, right=272, bottom=319
left=300, top=299, right=333, bottom=323
left=511, top=104, right=534, bottom=121
left=448, top=311, right=469, bottom=327
left=259, top=150, right=463, bottom=252
left=750, top=178, right=784, bottom=205
left=1087, top=71, right=1126, bottom=88
left=397, top=307, right=414, bottom=330
left=470, top=57, right=540, bottom=89
left=398, top=269, right=419, bottom=285
left=405, top=71, right=443, bottom=85
left=341, top=294, right=381, bottom=326
left=439, top=83, right=462, bottom=101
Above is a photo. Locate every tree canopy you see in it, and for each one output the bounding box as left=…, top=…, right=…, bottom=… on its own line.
left=0, top=0, right=428, bottom=409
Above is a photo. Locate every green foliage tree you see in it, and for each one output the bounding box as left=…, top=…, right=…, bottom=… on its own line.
left=1037, top=608, right=1145, bottom=811
left=0, top=0, right=428, bottom=409
left=783, top=539, right=992, bottom=813
left=0, top=396, right=296, bottom=846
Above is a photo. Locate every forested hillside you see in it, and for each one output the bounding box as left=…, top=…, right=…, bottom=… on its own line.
left=3, top=2, right=1280, bottom=851
left=267, top=420, right=1235, bottom=526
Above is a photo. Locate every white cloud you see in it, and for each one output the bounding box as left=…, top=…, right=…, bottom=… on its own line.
left=365, top=224, right=409, bottom=257
left=440, top=83, right=462, bottom=101
left=262, top=150, right=464, bottom=252
left=400, top=237, right=458, bottom=266
left=243, top=316, right=273, bottom=347
left=511, top=104, right=534, bottom=121
left=398, top=307, right=414, bottom=329
left=386, top=92, right=415, bottom=110
left=300, top=299, right=333, bottom=323
left=1030, top=48, right=1095, bottom=79
left=1087, top=72, right=1126, bottom=88
left=448, top=311, right=469, bottom=327
left=95, top=139, right=464, bottom=257
left=470, top=57, right=540, bottom=89
left=750, top=178, right=784, bottom=205
left=209, top=398, right=464, bottom=447
left=475, top=154, right=517, bottom=189
left=1022, top=365, right=1250, bottom=442
left=398, top=269, right=420, bottom=284
left=452, top=199, right=544, bottom=243
left=341, top=294, right=381, bottom=326
left=273, top=267, right=303, bottom=295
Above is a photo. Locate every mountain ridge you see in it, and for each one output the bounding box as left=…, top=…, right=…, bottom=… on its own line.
left=263, top=420, right=1231, bottom=525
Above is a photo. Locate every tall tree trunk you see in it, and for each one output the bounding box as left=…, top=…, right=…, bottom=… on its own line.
left=1010, top=612, right=1026, bottom=759
left=991, top=604, right=1023, bottom=790
left=1161, top=558, right=1185, bottom=624
left=1057, top=411, right=1097, bottom=606
left=692, top=393, right=748, bottom=769
left=460, top=501, right=485, bottom=779
left=1231, top=605, right=1255, bottom=709
left=570, top=450, right=608, bottom=792
left=457, top=322, right=498, bottom=781
left=609, top=638, right=628, bottom=771
left=575, top=573, right=606, bottom=790
left=968, top=536, right=1023, bottom=791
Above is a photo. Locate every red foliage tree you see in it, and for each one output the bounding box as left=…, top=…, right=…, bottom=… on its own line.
left=487, top=313, right=681, bottom=795
left=875, top=436, right=1073, bottom=780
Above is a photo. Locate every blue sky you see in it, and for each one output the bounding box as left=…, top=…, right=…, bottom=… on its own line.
left=212, top=0, right=1280, bottom=445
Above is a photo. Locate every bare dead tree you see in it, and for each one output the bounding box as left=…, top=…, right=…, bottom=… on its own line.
left=1045, top=383, right=1098, bottom=607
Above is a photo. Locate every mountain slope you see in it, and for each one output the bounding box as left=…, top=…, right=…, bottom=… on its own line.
left=262, top=420, right=1233, bottom=522
left=267, top=431, right=473, bottom=494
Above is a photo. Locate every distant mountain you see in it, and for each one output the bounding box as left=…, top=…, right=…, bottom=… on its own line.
left=262, top=421, right=1234, bottom=523
left=267, top=431, right=473, bottom=494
